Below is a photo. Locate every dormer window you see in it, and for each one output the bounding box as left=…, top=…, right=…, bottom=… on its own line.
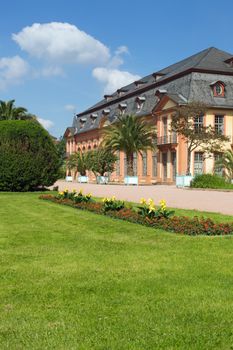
left=103, top=109, right=110, bottom=115
left=90, top=113, right=98, bottom=125
left=155, top=89, right=167, bottom=99
left=210, top=81, right=225, bottom=97
left=118, top=103, right=127, bottom=115
left=117, top=88, right=128, bottom=97
left=104, top=94, right=113, bottom=101
left=152, top=73, right=165, bottom=81
left=80, top=117, right=87, bottom=129
left=134, top=80, right=147, bottom=88
left=136, top=96, right=146, bottom=112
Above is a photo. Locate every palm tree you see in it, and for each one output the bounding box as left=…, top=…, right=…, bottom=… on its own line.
left=0, top=100, right=34, bottom=121
left=66, top=151, right=92, bottom=177
left=215, top=149, right=233, bottom=181
left=102, top=115, right=157, bottom=176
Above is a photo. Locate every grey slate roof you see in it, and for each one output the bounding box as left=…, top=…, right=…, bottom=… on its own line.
left=68, top=47, right=233, bottom=135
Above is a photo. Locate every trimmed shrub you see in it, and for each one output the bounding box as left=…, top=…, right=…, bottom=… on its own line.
left=190, top=174, right=233, bottom=189
left=0, top=120, right=60, bottom=191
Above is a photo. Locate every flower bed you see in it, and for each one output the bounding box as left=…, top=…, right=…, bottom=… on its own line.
left=39, top=192, right=233, bottom=236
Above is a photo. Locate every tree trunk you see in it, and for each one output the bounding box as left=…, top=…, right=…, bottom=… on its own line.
left=126, top=153, right=134, bottom=176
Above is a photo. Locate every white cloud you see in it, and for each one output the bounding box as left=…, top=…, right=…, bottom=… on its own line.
left=108, top=45, right=129, bottom=68
left=13, top=22, right=110, bottom=65
left=115, top=46, right=129, bottom=56
left=11, top=22, right=140, bottom=97
left=38, top=117, right=54, bottom=130
left=65, top=104, right=76, bottom=112
left=41, top=66, right=64, bottom=77
left=92, top=67, right=141, bottom=94
left=0, top=55, right=29, bottom=90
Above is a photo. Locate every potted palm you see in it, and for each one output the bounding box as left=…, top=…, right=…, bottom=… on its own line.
left=89, top=147, right=117, bottom=184
left=102, top=115, right=156, bottom=185
left=65, top=171, right=73, bottom=182
left=215, top=149, right=233, bottom=183
left=66, top=151, right=91, bottom=183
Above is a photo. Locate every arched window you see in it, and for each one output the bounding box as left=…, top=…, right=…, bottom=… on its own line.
left=210, top=81, right=225, bottom=97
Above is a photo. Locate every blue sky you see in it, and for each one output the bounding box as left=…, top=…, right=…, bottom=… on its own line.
left=0, top=0, right=233, bottom=136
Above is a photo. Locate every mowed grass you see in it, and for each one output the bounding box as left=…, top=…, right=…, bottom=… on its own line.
left=0, top=193, right=233, bottom=349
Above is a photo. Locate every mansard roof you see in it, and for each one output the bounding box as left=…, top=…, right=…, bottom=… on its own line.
left=67, top=47, right=233, bottom=136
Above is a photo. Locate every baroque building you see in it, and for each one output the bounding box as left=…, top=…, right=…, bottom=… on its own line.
left=65, top=47, right=233, bottom=184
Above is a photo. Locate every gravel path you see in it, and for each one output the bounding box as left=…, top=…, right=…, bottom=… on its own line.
left=54, top=180, right=233, bottom=215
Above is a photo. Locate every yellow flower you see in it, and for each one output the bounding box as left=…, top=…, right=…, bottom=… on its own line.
left=59, top=191, right=63, bottom=195
left=149, top=204, right=156, bottom=213
left=79, top=189, right=83, bottom=195
left=159, top=199, right=167, bottom=211
left=72, top=189, right=76, bottom=193
left=112, top=196, right=116, bottom=201
left=148, top=198, right=154, bottom=206
left=64, top=189, right=68, bottom=193
left=140, top=198, right=147, bottom=205
left=87, top=193, right=92, bottom=197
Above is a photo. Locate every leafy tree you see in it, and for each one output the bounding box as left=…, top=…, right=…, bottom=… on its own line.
left=56, top=136, right=66, bottom=164
left=0, top=100, right=35, bottom=121
left=102, top=115, right=156, bottom=176
left=0, top=120, right=60, bottom=191
left=171, top=101, right=229, bottom=175
left=89, top=147, right=117, bottom=177
left=215, top=149, right=233, bottom=181
left=66, top=151, right=92, bottom=176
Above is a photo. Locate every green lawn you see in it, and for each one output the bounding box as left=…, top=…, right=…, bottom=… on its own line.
left=1, top=193, right=233, bottom=349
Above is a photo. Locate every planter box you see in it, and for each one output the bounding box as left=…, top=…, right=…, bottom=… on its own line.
left=176, top=175, right=194, bottom=188
left=96, top=176, right=109, bottom=184
left=124, top=176, right=138, bottom=185
left=78, top=176, right=88, bottom=183
left=65, top=176, right=73, bottom=182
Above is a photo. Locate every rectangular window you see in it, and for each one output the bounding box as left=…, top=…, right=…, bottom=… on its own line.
left=194, top=152, right=203, bottom=175
left=214, top=153, right=223, bottom=176
left=152, top=152, right=158, bottom=177
left=194, top=115, right=204, bottom=132
left=215, top=115, right=224, bottom=134
left=142, top=152, right=147, bottom=176
left=172, top=152, right=177, bottom=181
left=163, top=117, right=168, bottom=136
left=162, top=153, right=167, bottom=180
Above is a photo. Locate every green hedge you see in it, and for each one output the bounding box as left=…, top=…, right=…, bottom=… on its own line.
left=0, top=120, right=60, bottom=191
left=190, top=174, right=233, bottom=189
